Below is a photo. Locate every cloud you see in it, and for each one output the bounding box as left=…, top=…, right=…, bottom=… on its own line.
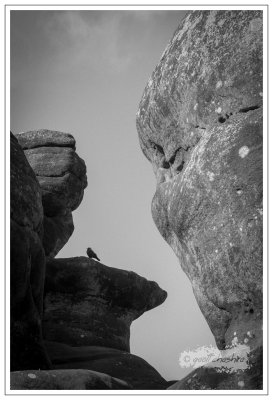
left=10, top=10, right=187, bottom=87
left=42, top=11, right=134, bottom=73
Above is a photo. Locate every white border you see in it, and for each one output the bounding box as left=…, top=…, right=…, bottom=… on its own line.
left=5, top=3, right=269, bottom=397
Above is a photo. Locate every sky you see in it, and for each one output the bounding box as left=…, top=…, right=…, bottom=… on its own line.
left=10, top=9, right=216, bottom=381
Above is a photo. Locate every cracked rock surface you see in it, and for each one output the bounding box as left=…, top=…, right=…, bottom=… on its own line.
left=16, top=130, right=87, bottom=257
left=137, top=10, right=263, bottom=389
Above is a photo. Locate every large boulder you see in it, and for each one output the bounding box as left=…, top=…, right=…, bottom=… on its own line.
left=10, top=369, right=131, bottom=390
left=43, top=257, right=167, bottom=352
left=10, top=132, right=51, bottom=371
left=16, top=129, right=87, bottom=258
left=45, top=341, right=168, bottom=390
left=136, top=10, right=263, bottom=388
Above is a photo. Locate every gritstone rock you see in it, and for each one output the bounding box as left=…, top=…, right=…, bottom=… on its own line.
left=16, top=129, right=87, bottom=258
left=43, top=257, right=167, bottom=353
left=136, top=10, right=263, bottom=389
left=10, top=132, right=51, bottom=371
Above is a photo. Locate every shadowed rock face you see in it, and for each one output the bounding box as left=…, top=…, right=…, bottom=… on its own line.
left=12, top=129, right=168, bottom=388
left=45, top=341, right=168, bottom=390
left=16, top=130, right=87, bottom=257
left=10, top=132, right=51, bottom=371
left=43, top=257, right=167, bottom=352
left=10, top=369, right=131, bottom=390
left=136, top=9, right=262, bottom=361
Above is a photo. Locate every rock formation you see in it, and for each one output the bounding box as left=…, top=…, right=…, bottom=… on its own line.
left=10, top=130, right=168, bottom=390
left=41, top=257, right=168, bottom=389
left=45, top=341, right=168, bottom=389
left=43, top=257, right=167, bottom=352
left=136, top=10, right=263, bottom=389
left=10, top=132, right=51, bottom=371
left=15, top=129, right=87, bottom=258
left=11, top=369, right=131, bottom=390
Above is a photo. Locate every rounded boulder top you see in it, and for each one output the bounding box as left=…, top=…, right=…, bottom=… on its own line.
left=16, top=129, right=76, bottom=150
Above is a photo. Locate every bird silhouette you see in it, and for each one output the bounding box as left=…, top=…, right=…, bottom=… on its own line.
left=86, top=247, right=100, bottom=261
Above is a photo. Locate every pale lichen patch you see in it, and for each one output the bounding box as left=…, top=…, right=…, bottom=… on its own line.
left=28, top=373, right=37, bottom=379
left=238, top=146, right=250, bottom=158
left=207, top=171, right=215, bottom=181
left=249, top=18, right=262, bottom=32
left=205, top=10, right=217, bottom=29
left=231, top=336, right=238, bottom=346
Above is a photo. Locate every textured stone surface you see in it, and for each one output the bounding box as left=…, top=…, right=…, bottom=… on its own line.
left=136, top=10, right=263, bottom=389
left=16, top=130, right=87, bottom=257
left=16, top=129, right=76, bottom=150
left=43, top=257, right=167, bottom=352
left=45, top=341, right=168, bottom=390
left=137, top=10, right=262, bottom=163
left=167, top=347, right=262, bottom=390
left=10, top=132, right=51, bottom=371
left=42, top=214, right=74, bottom=258
left=11, top=369, right=131, bottom=390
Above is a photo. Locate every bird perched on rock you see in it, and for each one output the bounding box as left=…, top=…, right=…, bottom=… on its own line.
left=86, top=247, right=100, bottom=261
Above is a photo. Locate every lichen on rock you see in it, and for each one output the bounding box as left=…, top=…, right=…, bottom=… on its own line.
left=136, top=10, right=263, bottom=389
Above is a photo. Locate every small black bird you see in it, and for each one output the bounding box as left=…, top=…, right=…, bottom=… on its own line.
left=86, top=247, right=100, bottom=261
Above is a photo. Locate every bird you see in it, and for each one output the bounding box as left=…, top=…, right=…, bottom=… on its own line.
left=86, top=247, right=100, bottom=261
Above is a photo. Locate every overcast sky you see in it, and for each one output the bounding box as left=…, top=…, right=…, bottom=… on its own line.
left=10, top=9, right=216, bottom=381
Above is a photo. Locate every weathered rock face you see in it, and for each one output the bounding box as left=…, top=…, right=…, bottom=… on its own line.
left=43, top=257, right=167, bottom=352
left=136, top=9, right=263, bottom=386
left=10, top=132, right=51, bottom=371
left=45, top=341, right=168, bottom=390
left=42, top=213, right=74, bottom=258
left=11, top=369, right=131, bottom=390
left=16, top=130, right=87, bottom=257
